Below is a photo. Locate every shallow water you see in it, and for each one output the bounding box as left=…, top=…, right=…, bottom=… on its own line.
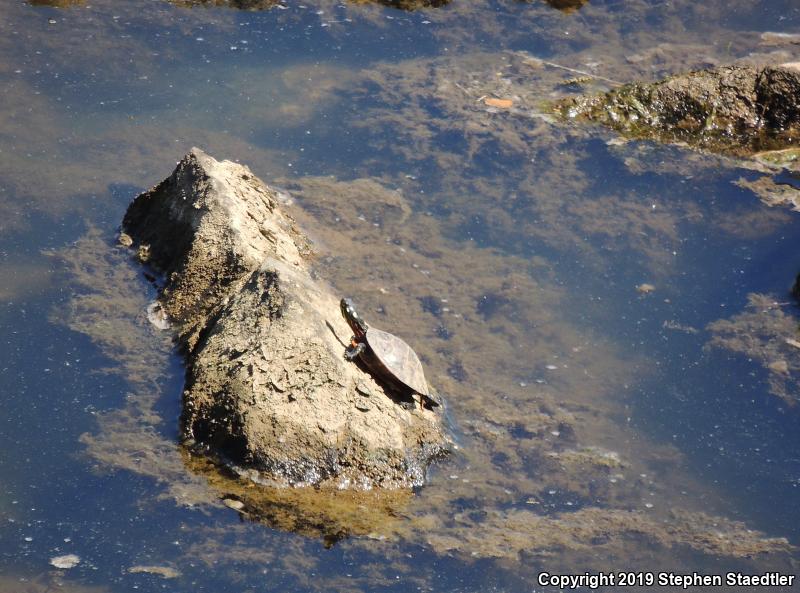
left=1, top=1, right=800, bottom=591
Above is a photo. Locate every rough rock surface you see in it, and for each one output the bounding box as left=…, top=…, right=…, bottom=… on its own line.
left=122, top=148, right=449, bottom=489
left=556, top=64, right=800, bottom=156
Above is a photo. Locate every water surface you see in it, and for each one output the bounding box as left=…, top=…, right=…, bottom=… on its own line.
left=1, top=1, right=799, bottom=591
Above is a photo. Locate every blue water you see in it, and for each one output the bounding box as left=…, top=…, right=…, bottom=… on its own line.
left=1, top=1, right=800, bottom=591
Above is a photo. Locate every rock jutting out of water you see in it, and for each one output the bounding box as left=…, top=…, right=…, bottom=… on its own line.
left=121, top=148, right=449, bottom=490
left=555, top=64, right=800, bottom=159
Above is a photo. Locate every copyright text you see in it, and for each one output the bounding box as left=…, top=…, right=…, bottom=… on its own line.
left=537, top=571, right=796, bottom=589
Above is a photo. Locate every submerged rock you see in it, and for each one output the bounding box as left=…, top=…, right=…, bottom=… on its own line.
left=122, top=148, right=449, bottom=489
left=168, top=0, right=450, bottom=9
left=27, top=0, right=86, bottom=6
left=168, top=0, right=281, bottom=8
left=542, top=0, right=590, bottom=12
left=556, top=64, right=800, bottom=158
left=368, top=0, right=451, bottom=8
left=127, top=565, right=181, bottom=579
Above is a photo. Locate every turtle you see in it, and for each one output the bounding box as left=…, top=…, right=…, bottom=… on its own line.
left=340, top=298, right=441, bottom=410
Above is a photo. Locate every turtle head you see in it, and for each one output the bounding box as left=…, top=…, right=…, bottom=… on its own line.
left=340, top=298, right=368, bottom=337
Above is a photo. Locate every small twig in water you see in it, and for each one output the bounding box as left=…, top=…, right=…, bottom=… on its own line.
left=453, top=81, right=471, bottom=95
left=517, top=51, right=623, bottom=86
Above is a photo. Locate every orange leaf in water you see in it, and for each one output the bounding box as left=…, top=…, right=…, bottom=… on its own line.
left=484, top=97, right=513, bottom=108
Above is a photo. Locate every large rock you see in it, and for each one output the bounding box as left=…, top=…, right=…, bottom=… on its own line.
left=122, top=148, right=449, bottom=489
left=556, top=64, right=800, bottom=157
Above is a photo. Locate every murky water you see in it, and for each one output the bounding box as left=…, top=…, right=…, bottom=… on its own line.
left=1, top=1, right=800, bottom=591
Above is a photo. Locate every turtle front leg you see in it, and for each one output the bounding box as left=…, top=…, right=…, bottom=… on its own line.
left=344, top=339, right=366, bottom=361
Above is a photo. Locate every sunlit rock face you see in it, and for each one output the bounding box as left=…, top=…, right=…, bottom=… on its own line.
left=121, top=148, right=450, bottom=490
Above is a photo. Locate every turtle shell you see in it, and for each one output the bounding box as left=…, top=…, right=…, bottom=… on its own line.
left=365, top=327, right=429, bottom=396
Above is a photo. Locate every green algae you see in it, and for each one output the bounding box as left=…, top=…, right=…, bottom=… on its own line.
left=166, top=0, right=451, bottom=9
left=707, top=293, right=800, bottom=406
left=754, top=147, right=800, bottom=170
left=183, top=451, right=412, bottom=543
left=27, top=0, right=87, bottom=6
